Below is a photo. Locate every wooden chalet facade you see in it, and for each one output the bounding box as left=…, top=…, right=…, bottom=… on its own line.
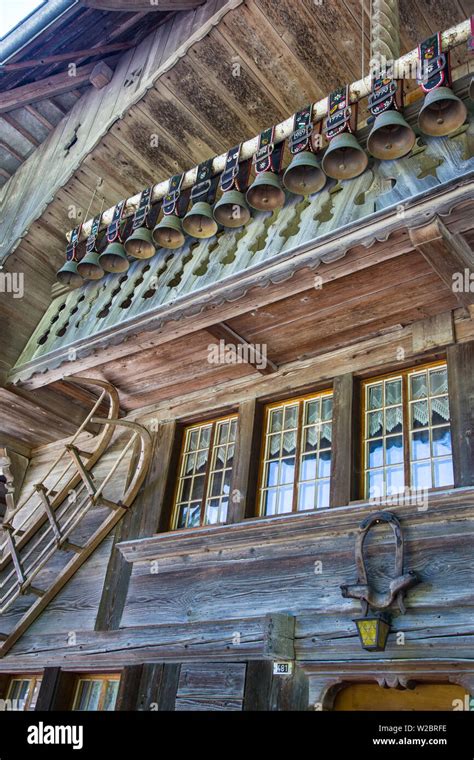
left=0, top=0, right=473, bottom=714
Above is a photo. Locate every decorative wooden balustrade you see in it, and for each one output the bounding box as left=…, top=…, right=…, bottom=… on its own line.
left=0, top=377, right=152, bottom=657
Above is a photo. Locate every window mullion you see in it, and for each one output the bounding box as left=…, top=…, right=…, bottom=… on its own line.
left=291, top=401, right=305, bottom=513
left=402, top=372, right=411, bottom=490
left=200, top=423, right=217, bottom=526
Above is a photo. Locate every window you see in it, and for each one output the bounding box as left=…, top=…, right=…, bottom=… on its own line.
left=73, top=675, right=120, bottom=711
left=362, top=362, right=453, bottom=497
left=6, top=676, right=42, bottom=710
left=258, top=390, right=333, bottom=515
left=172, top=416, right=237, bottom=529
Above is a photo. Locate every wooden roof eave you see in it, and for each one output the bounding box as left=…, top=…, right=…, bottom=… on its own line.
left=7, top=169, right=474, bottom=389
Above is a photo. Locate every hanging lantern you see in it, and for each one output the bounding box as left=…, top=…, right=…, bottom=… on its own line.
left=182, top=159, right=219, bottom=239
left=124, top=187, right=156, bottom=259
left=283, top=104, right=326, bottom=195
left=246, top=126, right=286, bottom=211
left=57, top=225, right=83, bottom=287
left=213, top=145, right=251, bottom=228
left=353, top=613, right=391, bottom=652
left=367, top=77, right=416, bottom=160
left=321, top=85, right=368, bottom=180
left=417, top=32, right=467, bottom=137
left=99, top=200, right=130, bottom=273
left=77, top=214, right=104, bottom=280
left=153, top=173, right=188, bottom=249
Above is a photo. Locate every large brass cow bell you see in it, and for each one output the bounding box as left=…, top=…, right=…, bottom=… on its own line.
left=182, top=201, right=218, bottom=239
left=246, top=171, right=286, bottom=211
left=367, top=110, right=416, bottom=160
left=98, top=241, right=130, bottom=273
left=57, top=260, right=83, bottom=288
left=283, top=151, right=326, bottom=195
left=77, top=251, right=104, bottom=280
left=152, top=214, right=185, bottom=250
left=213, top=190, right=251, bottom=228
left=124, top=226, right=156, bottom=260
left=418, top=86, right=467, bottom=137
left=321, top=133, right=368, bottom=180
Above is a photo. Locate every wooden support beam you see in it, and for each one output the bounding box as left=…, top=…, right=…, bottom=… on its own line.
left=330, top=373, right=355, bottom=508
left=243, top=661, right=273, bottom=711
left=66, top=444, right=96, bottom=496
left=82, top=0, right=204, bottom=9
left=409, top=218, right=474, bottom=308
left=227, top=398, right=262, bottom=523
left=24, top=105, right=55, bottom=131
left=1, top=113, right=40, bottom=146
left=0, top=63, right=98, bottom=114
left=35, top=668, right=76, bottom=711
left=263, top=613, right=295, bottom=661
left=0, top=43, right=133, bottom=72
left=3, top=525, right=25, bottom=586
left=115, top=663, right=181, bottom=710
left=206, top=322, right=278, bottom=375
left=447, top=341, right=474, bottom=488
left=0, top=140, right=24, bottom=162
left=34, top=483, right=62, bottom=543
left=90, top=61, right=114, bottom=90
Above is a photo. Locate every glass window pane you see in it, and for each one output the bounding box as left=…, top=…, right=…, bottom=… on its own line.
left=298, top=482, right=316, bottom=511
left=281, top=430, right=297, bottom=456
left=411, top=430, right=430, bottom=461
left=223, top=469, right=231, bottom=494
left=411, top=400, right=429, bottom=429
left=385, top=379, right=401, bottom=406
left=226, top=444, right=234, bottom=466
left=306, top=399, right=320, bottom=424
left=280, top=457, right=296, bottom=485
left=210, top=472, right=222, bottom=497
left=318, top=450, right=331, bottom=478
left=103, top=681, right=119, bottom=711
left=177, top=506, right=188, bottom=528
left=188, top=505, right=201, bottom=527
left=265, top=460, right=279, bottom=487
left=303, top=425, right=318, bottom=452
left=263, top=489, right=277, bottom=515
left=368, top=383, right=383, bottom=410
left=188, top=429, right=199, bottom=451
left=205, top=499, right=220, bottom=525
left=217, top=422, right=229, bottom=444
left=199, top=426, right=211, bottom=448
left=368, top=439, right=383, bottom=468
left=386, top=435, right=403, bottom=465
left=284, top=404, right=298, bottom=430
left=385, top=406, right=403, bottom=435
left=195, top=449, right=208, bottom=474
left=317, top=481, right=330, bottom=508
left=430, top=367, right=448, bottom=396
left=229, top=419, right=237, bottom=441
left=367, top=410, right=383, bottom=438
left=300, top=453, right=316, bottom=481
left=410, top=372, right=427, bottom=400
left=412, top=461, right=432, bottom=490
left=267, top=433, right=282, bottom=459
left=320, top=423, right=332, bottom=449
left=191, top=475, right=205, bottom=500
left=269, top=408, right=283, bottom=433
left=431, top=396, right=450, bottom=426
left=279, top=486, right=293, bottom=514
left=321, top=396, right=333, bottom=421
left=214, top=445, right=226, bottom=468
left=367, top=469, right=384, bottom=499
left=180, top=477, right=192, bottom=502
left=184, top=452, right=195, bottom=475
left=432, top=427, right=452, bottom=457
left=433, top=458, right=453, bottom=488
left=386, top=466, right=404, bottom=495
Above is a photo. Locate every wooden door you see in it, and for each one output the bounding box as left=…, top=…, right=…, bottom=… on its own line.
left=334, top=683, right=468, bottom=711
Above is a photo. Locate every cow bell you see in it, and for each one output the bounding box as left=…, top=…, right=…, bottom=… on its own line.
left=124, top=226, right=156, bottom=260
left=283, top=151, right=326, bottom=195
left=321, top=133, right=368, bottom=180
left=182, top=201, right=218, bottom=239
left=56, top=260, right=83, bottom=288
left=367, top=110, right=416, bottom=160
left=152, top=214, right=185, bottom=249
left=76, top=251, right=104, bottom=280
left=213, top=190, right=251, bottom=228
left=98, top=241, right=130, bottom=273
left=418, top=86, right=467, bottom=137
left=246, top=171, right=286, bottom=211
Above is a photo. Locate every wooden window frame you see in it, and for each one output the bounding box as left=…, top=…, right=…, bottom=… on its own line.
left=6, top=674, right=42, bottom=710
left=72, top=673, right=121, bottom=711
left=257, top=388, right=334, bottom=516
left=170, top=413, right=238, bottom=530
left=360, top=359, right=453, bottom=498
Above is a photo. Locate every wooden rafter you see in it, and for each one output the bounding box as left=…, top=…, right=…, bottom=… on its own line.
left=81, top=0, right=204, bottom=9
left=0, top=63, right=100, bottom=114
left=1, top=113, right=40, bottom=146
left=0, top=140, right=24, bottom=162
left=0, top=42, right=133, bottom=72
left=206, top=322, right=278, bottom=375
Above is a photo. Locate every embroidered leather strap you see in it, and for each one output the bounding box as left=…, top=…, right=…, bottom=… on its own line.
left=253, top=127, right=285, bottom=175
left=85, top=214, right=102, bottom=255
left=162, top=173, right=189, bottom=217
left=288, top=104, right=313, bottom=154
left=418, top=32, right=448, bottom=93
left=220, top=145, right=252, bottom=193
left=324, top=85, right=353, bottom=140
left=106, top=200, right=126, bottom=243
left=132, top=187, right=153, bottom=231
left=368, top=77, right=398, bottom=118
left=190, top=158, right=219, bottom=205
left=66, top=225, right=82, bottom=261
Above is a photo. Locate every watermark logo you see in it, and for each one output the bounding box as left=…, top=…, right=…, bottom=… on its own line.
left=207, top=339, right=268, bottom=371
left=452, top=695, right=474, bottom=711
left=369, top=486, right=429, bottom=512
left=27, top=722, right=83, bottom=750
left=0, top=271, right=24, bottom=299
left=452, top=268, right=474, bottom=293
